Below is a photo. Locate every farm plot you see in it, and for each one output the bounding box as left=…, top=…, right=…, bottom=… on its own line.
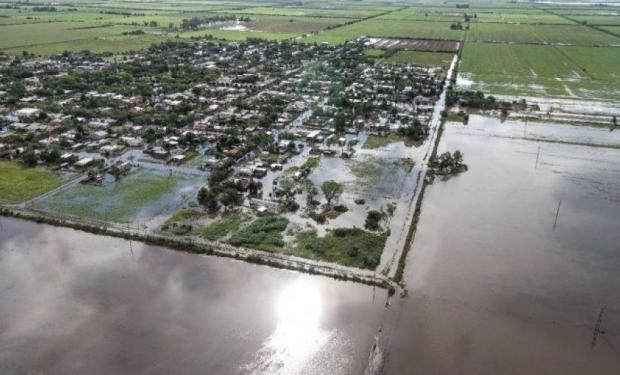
left=367, top=37, right=460, bottom=52
left=307, top=19, right=465, bottom=44
left=384, top=50, right=453, bottom=67
left=459, top=42, right=620, bottom=100
left=223, top=6, right=384, bottom=19
left=466, top=22, right=620, bottom=46
left=244, top=19, right=336, bottom=34
left=0, top=21, right=140, bottom=51
left=2, top=34, right=172, bottom=55
left=180, top=28, right=296, bottom=41
left=30, top=168, right=204, bottom=224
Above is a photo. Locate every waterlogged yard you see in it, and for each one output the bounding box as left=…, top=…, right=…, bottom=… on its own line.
left=162, top=210, right=388, bottom=269
left=161, top=150, right=417, bottom=269
left=30, top=168, right=204, bottom=224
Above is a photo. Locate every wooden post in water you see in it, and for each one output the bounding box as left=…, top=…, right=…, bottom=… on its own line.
left=127, top=223, right=134, bottom=256
left=553, top=200, right=562, bottom=230
left=591, top=306, right=606, bottom=350
left=535, top=146, right=541, bottom=169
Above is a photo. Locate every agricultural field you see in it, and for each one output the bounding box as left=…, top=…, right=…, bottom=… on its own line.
left=0, top=161, right=68, bottom=204
left=458, top=42, right=620, bottom=100
left=384, top=50, right=454, bottom=67
left=306, top=19, right=465, bottom=44
left=466, top=22, right=620, bottom=46
left=0, top=22, right=139, bottom=50
left=30, top=168, right=204, bottom=224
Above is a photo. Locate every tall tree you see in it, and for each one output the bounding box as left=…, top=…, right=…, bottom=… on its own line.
left=321, top=180, right=343, bottom=208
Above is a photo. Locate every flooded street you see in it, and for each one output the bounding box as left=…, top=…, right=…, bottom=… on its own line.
left=0, top=219, right=386, bottom=375
left=383, top=116, right=620, bottom=374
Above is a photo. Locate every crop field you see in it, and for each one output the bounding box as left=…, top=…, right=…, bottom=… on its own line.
left=0, top=22, right=139, bottom=51
left=384, top=51, right=453, bottom=67
left=459, top=43, right=620, bottom=100
left=30, top=168, right=204, bottom=224
left=219, top=6, right=388, bottom=19
left=466, top=22, right=620, bottom=46
left=307, top=19, right=465, bottom=44
left=0, top=161, right=67, bottom=204
left=377, top=7, right=570, bottom=24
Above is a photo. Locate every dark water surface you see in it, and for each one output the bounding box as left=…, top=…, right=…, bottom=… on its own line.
left=0, top=219, right=385, bottom=375
left=384, top=117, right=620, bottom=374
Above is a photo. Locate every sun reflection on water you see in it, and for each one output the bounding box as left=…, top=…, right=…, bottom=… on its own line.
left=241, top=279, right=333, bottom=374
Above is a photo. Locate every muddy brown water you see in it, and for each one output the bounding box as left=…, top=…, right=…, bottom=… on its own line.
left=0, top=218, right=386, bottom=375
left=383, top=116, right=620, bottom=374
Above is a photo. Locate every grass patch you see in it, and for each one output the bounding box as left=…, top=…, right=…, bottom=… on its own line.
left=165, top=208, right=204, bottom=225
left=228, top=215, right=289, bottom=251
left=362, top=133, right=407, bottom=149
left=292, top=228, right=387, bottom=269
left=0, top=161, right=65, bottom=204
left=197, top=211, right=248, bottom=241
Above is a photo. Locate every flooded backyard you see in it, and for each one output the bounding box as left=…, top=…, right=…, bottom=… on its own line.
left=383, top=116, right=620, bottom=374
left=0, top=218, right=386, bottom=375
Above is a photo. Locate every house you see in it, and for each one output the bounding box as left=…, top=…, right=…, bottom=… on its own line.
left=15, top=107, right=41, bottom=119
left=75, top=157, right=95, bottom=168
left=306, top=130, right=321, bottom=142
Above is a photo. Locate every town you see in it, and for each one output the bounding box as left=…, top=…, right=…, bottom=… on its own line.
left=0, top=37, right=447, bottom=269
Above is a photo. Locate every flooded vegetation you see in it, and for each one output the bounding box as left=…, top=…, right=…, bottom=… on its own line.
left=383, top=115, right=620, bottom=374
left=0, top=218, right=386, bottom=375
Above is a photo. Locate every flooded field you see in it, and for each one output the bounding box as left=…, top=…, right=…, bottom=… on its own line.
left=0, top=218, right=386, bottom=375
left=29, top=167, right=205, bottom=227
left=383, top=116, right=620, bottom=374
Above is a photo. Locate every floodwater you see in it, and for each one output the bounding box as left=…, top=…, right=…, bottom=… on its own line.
left=383, top=116, right=620, bottom=374
left=0, top=218, right=386, bottom=375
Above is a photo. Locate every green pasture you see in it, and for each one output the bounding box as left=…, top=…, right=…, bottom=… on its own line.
left=0, top=161, right=66, bottom=204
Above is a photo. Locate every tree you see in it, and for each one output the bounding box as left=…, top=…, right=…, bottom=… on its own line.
left=21, top=147, right=38, bottom=167
left=365, top=210, right=384, bottom=230
left=198, top=187, right=219, bottom=211
left=219, top=187, right=242, bottom=209
left=41, top=145, right=61, bottom=163
left=321, top=180, right=343, bottom=208
left=453, top=150, right=464, bottom=166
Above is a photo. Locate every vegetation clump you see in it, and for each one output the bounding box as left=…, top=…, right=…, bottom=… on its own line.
left=228, top=215, right=289, bottom=251
left=294, top=228, right=387, bottom=269
left=429, top=151, right=468, bottom=176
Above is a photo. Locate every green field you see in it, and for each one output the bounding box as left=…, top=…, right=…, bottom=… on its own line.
left=290, top=228, right=387, bottom=269
left=0, top=22, right=139, bottom=51
left=0, top=161, right=66, bottom=204
left=384, top=50, right=453, bottom=67
left=466, top=22, right=620, bottom=46
left=307, top=19, right=465, bottom=44
left=459, top=43, right=620, bottom=100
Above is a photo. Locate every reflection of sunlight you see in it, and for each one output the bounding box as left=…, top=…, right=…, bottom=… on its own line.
left=241, top=279, right=333, bottom=374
